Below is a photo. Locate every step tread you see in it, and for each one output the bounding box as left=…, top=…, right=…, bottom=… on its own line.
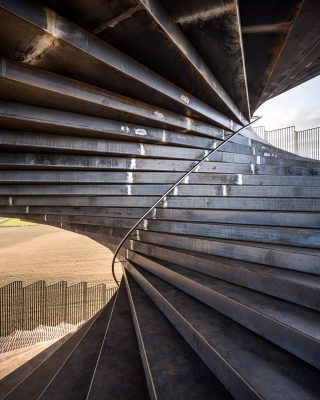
left=129, top=252, right=320, bottom=368
left=125, top=270, right=232, bottom=400
left=39, top=293, right=118, bottom=400
left=87, top=281, right=149, bottom=400
left=136, top=242, right=320, bottom=290
left=126, top=263, right=320, bottom=400
left=0, top=331, right=75, bottom=399
left=1, top=306, right=106, bottom=400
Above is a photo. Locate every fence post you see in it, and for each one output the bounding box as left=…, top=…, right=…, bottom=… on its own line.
left=294, top=129, right=298, bottom=155
left=82, top=282, right=88, bottom=321
left=1, top=280, right=117, bottom=352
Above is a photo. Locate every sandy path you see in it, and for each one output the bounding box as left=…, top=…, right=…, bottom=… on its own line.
left=0, top=224, right=121, bottom=287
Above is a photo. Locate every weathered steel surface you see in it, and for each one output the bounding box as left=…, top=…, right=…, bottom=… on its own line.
left=1, top=0, right=320, bottom=398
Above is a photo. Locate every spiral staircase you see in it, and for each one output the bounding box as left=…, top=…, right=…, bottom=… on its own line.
left=1, top=0, right=320, bottom=399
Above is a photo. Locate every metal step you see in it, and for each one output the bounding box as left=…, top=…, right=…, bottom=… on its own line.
left=124, top=269, right=232, bottom=400
left=1, top=299, right=115, bottom=400
left=125, top=262, right=320, bottom=400
left=138, top=231, right=320, bottom=274
left=129, top=241, right=320, bottom=311
left=127, top=253, right=320, bottom=368
left=38, top=293, right=118, bottom=400
left=87, top=280, right=149, bottom=400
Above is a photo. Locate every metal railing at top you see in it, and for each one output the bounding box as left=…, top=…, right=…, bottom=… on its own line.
left=253, top=125, right=320, bottom=160
left=111, top=116, right=262, bottom=285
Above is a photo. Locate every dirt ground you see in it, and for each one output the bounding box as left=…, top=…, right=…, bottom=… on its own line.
left=0, top=224, right=121, bottom=287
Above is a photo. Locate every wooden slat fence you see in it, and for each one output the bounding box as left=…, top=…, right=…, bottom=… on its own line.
left=253, top=125, right=320, bottom=160
left=0, top=281, right=117, bottom=352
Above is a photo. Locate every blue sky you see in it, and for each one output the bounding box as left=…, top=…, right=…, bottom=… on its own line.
left=252, top=75, right=320, bottom=131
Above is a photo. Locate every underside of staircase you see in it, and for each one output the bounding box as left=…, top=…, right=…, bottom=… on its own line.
left=0, top=0, right=320, bottom=399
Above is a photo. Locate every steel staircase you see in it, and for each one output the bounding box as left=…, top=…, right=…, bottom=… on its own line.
left=1, top=0, right=320, bottom=399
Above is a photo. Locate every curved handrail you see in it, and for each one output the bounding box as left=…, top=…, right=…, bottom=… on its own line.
left=111, top=116, right=262, bottom=285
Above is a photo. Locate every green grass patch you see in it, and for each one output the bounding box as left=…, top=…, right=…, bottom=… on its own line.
left=0, top=218, right=36, bottom=227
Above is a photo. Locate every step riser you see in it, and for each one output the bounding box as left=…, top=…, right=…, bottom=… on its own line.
left=17, top=214, right=320, bottom=249
left=128, top=241, right=320, bottom=311
left=1, top=184, right=319, bottom=198
left=87, top=281, right=149, bottom=400
left=2, top=309, right=103, bottom=400
left=127, top=251, right=320, bottom=369
left=138, top=231, right=320, bottom=274
left=2, top=207, right=319, bottom=228
left=1, top=154, right=319, bottom=175
left=125, top=262, right=262, bottom=400
left=124, top=269, right=233, bottom=400
left=2, top=196, right=320, bottom=211
left=124, top=273, right=159, bottom=400
left=38, top=295, right=117, bottom=400
left=3, top=171, right=320, bottom=186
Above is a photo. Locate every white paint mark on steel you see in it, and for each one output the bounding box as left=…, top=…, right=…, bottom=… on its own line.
left=121, top=126, right=125, bottom=131
left=222, top=185, right=227, bottom=196
left=264, top=152, right=270, bottom=157
left=127, top=172, right=134, bottom=183
left=8, top=196, right=13, bottom=206
left=204, top=150, right=209, bottom=157
left=129, top=158, right=136, bottom=170
left=127, top=184, right=132, bottom=195
left=212, top=141, right=218, bottom=149
left=130, top=240, right=133, bottom=250
left=44, top=214, right=47, bottom=222
left=180, top=94, right=190, bottom=104
left=60, top=222, right=63, bottom=228
left=236, top=174, right=243, bottom=185
left=186, top=117, right=192, bottom=131
left=139, top=144, right=145, bottom=155
left=253, top=147, right=256, bottom=155
left=174, top=187, right=179, bottom=196
left=250, top=163, right=256, bottom=174
left=136, top=230, right=140, bottom=241
left=256, top=155, right=261, bottom=164
left=195, top=165, right=200, bottom=172
left=248, top=138, right=252, bottom=146
left=154, top=111, right=164, bottom=119
left=135, top=128, right=147, bottom=136
left=184, top=176, right=190, bottom=184
left=152, top=209, right=157, bottom=219
left=25, top=206, right=29, bottom=214
left=143, top=219, right=148, bottom=230
left=162, top=130, right=167, bottom=142
left=162, top=196, right=168, bottom=208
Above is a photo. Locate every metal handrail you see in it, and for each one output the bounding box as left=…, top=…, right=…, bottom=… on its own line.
left=111, top=116, right=262, bottom=285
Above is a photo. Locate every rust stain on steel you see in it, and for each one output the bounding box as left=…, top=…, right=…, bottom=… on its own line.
left=22, top=34, right=59, bottom=65
left=242, top=22, right=291, bottom=35
left=92, top=4, right=143, bottom=34
left=173, top=2, right=236, bottom=26
left=21, top=9, right=61, bottom=65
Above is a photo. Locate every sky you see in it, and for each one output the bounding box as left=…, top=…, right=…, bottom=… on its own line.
left=252, top=75, right=320, bottom=131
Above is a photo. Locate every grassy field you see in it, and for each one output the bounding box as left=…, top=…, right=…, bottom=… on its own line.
left=0, top=223, right=121, bottom=287
left=0, top=218, right=36, bottom=227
